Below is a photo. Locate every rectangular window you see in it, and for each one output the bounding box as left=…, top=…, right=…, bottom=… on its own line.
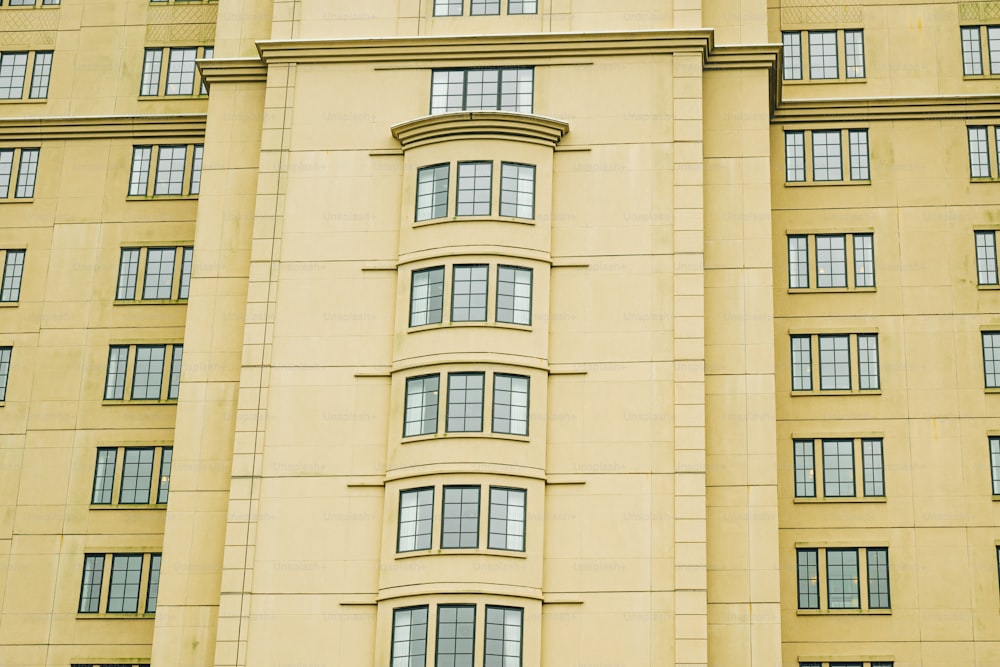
left=117, top=246, right=193, bottom=301
left=178, top=246, right=193, bottom=299
left=28, top=51, right=51, bottom=98
left=410, top=266, right=445, bottom=327
left=0, top=52, right=27, bottom=99
left=822, top=439, right=855, bottom=497
left=508, top=0, right=536, bottom=13
left=168, top=345, right=182, bottom=399
left=0, top=249, right=25, bottom=302
left=785, top=130, right=869, bottom=184
left=103, top=343, right=183, bottom=402
left=496, top=265, right=532, bottom=325
left=964, top=26, right=985, bottom=75
left=398, top=487, right=434, bottom=553
left=853, top=233, right=875, bottom=287
left=793, top=439, right=816, bottom=498
left=139, top=46, right=211, bottom=96
left=977, top=230, right=999, bottom=285
left=437, top=605, right=476, bottom=666
left=782, top=32, right=803, bottom=80
left=107, top=553, right=144, bottom=613
left=430, top=67, right=533, bottom=114
left=488, top=487, right=525, bottom=551
left=826, top=548, right=860, bottom=609
left=484, top=606, right=522, bottom=667
left=862, top=438, right=885, bottom=497
left=456, top=161, right=493, bottom=216
left=812, top=130, right=842, bottom=181
left=104, top=345, right=129, bottom=400
left=990, top=26, right=1000, bottom=74
left=788, top=236, right=809, bottom=288
left=991, top=436, right=1000, bottom=495
left=128, top=144, right=202, bottom=197
left=985, top=331, right=1000, bottom=388
left=392, top=606, right=428, bottom=667
left=91, top=448, right=117, bottom=504
left=157, top=447, right=172, bottom=503
left=797, top=549, right=819, bottom=608
left=142, top=247, right=175, bottom=299
left=793, top=333, right=878, bottom=393
left=499, top=162, right=534, bottom=219
left=78, top=554, right=105, bottom=613
left=145, top=554, right=161, bottom=613
left=789, top=233, right=875, bottom=290
left=471, top=0, right=499, bottom=14
left=845, top=30, right=865, bottom=78
left=404, top=374, right=440, bottom=437
left=848, top=129, right=870, bottom=180
left=492, top=373, right=529, bottom=435
left=441, top=485, right=480, bottom=549
left=785, top=131, right=805, bottom=182
left=809, top=31, right=838, bottom=79
left=867, top=547, right=890, bottom=609
left=119, top=448, right=154, bottom=504
left=818, top=334, right=851, bottom=390
left=799, top=547, right=890, bottom=611
left=791, top=335, right=812, bottom=391
left=452, top=264, right=489, bottom=321
left=0, top=346, right=11, bottom=402
left=0, top=147, right=38, bottom=199
left=415, top=163, right=449, bottom=221
left=132, top=345, right=166, bottom=399
left=969, top=126, right=991, bottom=178
left=447, top=372, right=485, bottom=432
left=434, top=0, right=463, bottom=15
left=857, top=333, right=880, bottom=390
left=815, top=235, right=847, bottom=288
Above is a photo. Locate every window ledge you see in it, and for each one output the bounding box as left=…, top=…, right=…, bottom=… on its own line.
left=402, top=432, right=530, bottom=444
left=963, top=74, right=1000, bottom=81
left=788, top=287, right=876, bottom=294
left=125, top=195, right=199, bottom=201
left=396, top=548, right=527, bottom=560
left=782, top=78, right=867, bottom=84
left=785, top=180, right=871, bottom=187
left=791, top=389, right=881, bottom=396
left=89, top=504, right=167, bottom=510
left=137, top=95, right=208, bottom=101
left=408, top=321, right=532, bottom=333
left=0, top=302, right=19, bottom=308
left=796, top=608, right=891, bottom=616
left=985, top=387, right=1000, bottom=393
left=114, top=299, right=188, bottom=306
left=793, top=496, right=887, bottom=504
left=0, top=198, right=34, bottom=204
left=102, top=400, right=178, bottom=406
left=979, top=284, right=1000, bottom=290
left=972, top=177, right=1000, bottom=183
left=414, top=215, right=535, bottom=229
left=0, top=99, right=47, bottom=105
left=76, top=612, right=155, bottom=620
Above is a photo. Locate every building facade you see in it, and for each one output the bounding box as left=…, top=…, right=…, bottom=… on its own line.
left=0, top=1, right=997, bottom=666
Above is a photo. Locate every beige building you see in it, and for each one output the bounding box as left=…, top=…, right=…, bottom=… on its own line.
left=0, top=0, right=998, bottom=666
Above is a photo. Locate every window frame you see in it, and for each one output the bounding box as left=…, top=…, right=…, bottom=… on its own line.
left=791, top=333, right=879, bottom=394
left=446, top=371, right=486, bottom=433
left=788, top=233, right=876, bottom=291
left=499, top=162, right=535, bottom=219
left=794, top=437, right=885, bottom=500
left=409, top=266, right=445, bottom=327
left=487, top=486, right=526, bottom=552
left=403, top=373, right=441, bottom=437
left=138, top=45, right=212, bottom=97
left=784, top=129, right=870, bottom=184
left=441, top=485, right=481, bottom=549
left=496, top=265, right=533, bottom=325
left=797, top=546, right=891, bottom=612
left=976, top=230, right=999, bottom=286
left=0, top=49, right=53, bottom=101
left=492, top=373, right=530, bottom=436
left=451, top=263, right=490, bottom=322
left=127, top=143, right=203, bottom=198
left=0, top=248, right=25, bottom=302
left=429, top=67, right=534, bottom=115
left=415, top=163, right=450, bottom=222
left=102, top=342, right=184, bottom=403
left=984, top=331, right=1000, bottom=389
left=781, top=29, right=866, bottom=82
left=90, top=445, right=172, bottom=507
left=436, top=604, right=477, bottom=666
left=0, top=147, right=39, bottom=199
left=484, top=605, right=524, bottom=667
left=456, top=161, right=493, bottom=217
left=397, top=486, right=435, bottom=553
left=990, top=435, right=1000, bottom=496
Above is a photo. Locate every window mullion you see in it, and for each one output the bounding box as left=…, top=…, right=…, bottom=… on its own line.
left=846, top=233, right=856, bottom=289
left=100, top=556, right=113, bottom=612
left=124, top=345, right=137, bottom=398
left=850, top=333, right=860, bottom=390
left=150, top=448, right=163, bottom=502
left=181, top=147, right=194, bottom=196
left=158, top=49, right=169, bottom=96
left=111, top=447, right=124, bottom=506
left=859, top=547, right=871, bottom=610
left=148, top=151, right=160, bottom=197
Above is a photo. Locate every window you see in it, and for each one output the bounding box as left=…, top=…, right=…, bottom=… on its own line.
left=991, top=436, right=1000, bottom=495
left=103, top=343, right=183, bottom=402
left=437, top=605, right=476, bottom=666
left=488, top=487, right=525, bottom=551
left=139, top=46, right=211, bottom=96
left=392, top=606, right=429, bottom=666
left=0, top=248, right=24, bottom=301
left=492, top=374, right=529, bottom=435
left=442, top=485, right=480, bottom=548
left=984, top=331, right=1000, bottom=388
left=457, top=162, right=493, bottom=216
left=485, top=606, right=523, bottom=666
left=397, top=487, right=434, bottom=552
left=128, top=144, right=203, bottom=197
left=3, top=0, right=60, bottom=5
left=968, top=126, right=992, bottom=178
left=408, top=263, right=533, bottom=328
left=508, top=0, right=536, bottom=13
left=0, top=147, right=39, bottom=199
left=391, top=603, right=525, bottom=667
left=781, top=30, right=865, bottom=81
left=434, top=0, right=463, bottom=15
left=791, top=333, right=879, bottom=393
left=961, top=25, right=1000, bottom=75
left=471, top=0, right=499, bottom=14
left=499, top=163, right=535, bottom=219
left=430, top=67, right=533, bottom=114
left=452, top=264, right=489, bottom=321
left=117, top=246, right=194, bottom=301
left=800, top=664, right=892, bottom=667
left=404, top=374, right=440, bottom=437
left=0, top=51, right=52, bottom=100
left=79, top=553, right=161, bottom=614
left=447, top=372, right=485, bottom=432
left=784, top=129, right=869, bottom=183
left=90, top=445, right=172, bottom=506
left=796, top=547, right=890, bottom=611
left=415, top=163, right=449, bottom=221
left=788, top=233, right=876, bottom=290
left=976, top=230, right=998, bottom=285
left=794, top=437, right=884, bottom=499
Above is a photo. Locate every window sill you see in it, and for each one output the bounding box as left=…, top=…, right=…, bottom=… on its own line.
left=796, top=608, right=891, bottom=616
left=90, top=504, right=167, bottom=510
left=788, top=287, right=876, bottom=294
left=963, top=74, right=1000, bottom=81
left=782, top=78, right=867, bottom=85
left=0, top=98, right=47, bottom=104
left=785, top=180, right=871, bottom=187
left=125, top=195, right=199, bottom=201
left=114, top=299, right=188, bottom=306
left=401, top=432, right=530, bottom=444
left=979, top=284, right=1000, bottom=290
left=102, top=400, right=178, bottom=406
left=137, top=95, right=208, bottom=101
left=0, top=302, right=18, bottom=308
left=408, top=321, right=532, bottom=333
left=396, top=548, right=527, bottom=560
left=791, top=389, right=881, bottom=396
left=414, top=215, right=535, bottom=229
left=985, top=387, right=1000, bottom=393
left=971, top=177, right=1000, bottom=183
left=0, top=198, right=34, bottom=204
left=76, top=612, right=155, bottom=620
left=793, top=496, right=886, bottom=504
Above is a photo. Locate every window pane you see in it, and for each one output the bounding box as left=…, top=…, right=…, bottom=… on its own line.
left=809, top=31, right=838, bottom=78
left=91, top=448, right=117, bottom=504
left=178, top=247, right=193, bottom=299
left=984, top=332, right=1000, bottom=388
left=107, top=554, right=144, bottom=613
left=500, top=162, right=535, bottom=219
left=989, top=26, right=1000, bottom=74
left=991, top=436, right=1000, bottom=495
left=493, top=373, right=529, bottom=435
left=976, top=231, right=999, bottom=285
left=442, top=486, right=479, bottom=549
left=785, top=131, right=805, bottom=182
left=165, top=47, right=197, bottom=95
left=489, top=487, right=526, bottom=551
left=822, top=439, right=855, bottom=497
left=867, top=547, right=891, bottom=608
left=963, top=26, right=984, bottom=75
left=471, top=0, right=500, bottom=14
left=0, top=347, right=11, bottom=402
left=145, top=554, right=161, bottom=613
left=142, top=248, right=176, bottom=299
left=116, top=248, right=140, bottom=300
left=848, top=129, right=869, bottom=180
left=157, top=447, right=172, bottom=504
left=845, top=30, right=865, bottom=78
left=189, top=144, right=203, bottom=194
left=969, top=126, right=991, bottom=178
left=392, top=606, right=428, bottom=667
left=129, top=146, right=152, bottom=196
left=818, top=334, right=850, bottom=390
left=409, top=266, right=444, bottom=327
left=501, top=67, right=533, bottom=113
left=465, top=69, right=499, bottom=111
left=447, top=372, right=485, bottom=432
left=456, top=162, right=492, bottom=216
left=451, top=264, right=488, bottom=322
left=404, top=374, right=439, bottom=437
left=788, top=235, right=809, bottom=288
left=430, top=70, right=465, bottom=113
left=131, top=345, right=166, bottom=400
left=104, top=346, right=129, bottom=400
left=434, top=0, right=463, bottom=15
left=791, top=335, right=812, bottom=391
left=862, top=438, right=885, bottom=497
left=437, top=605, right=476, bottom=667
left=826, top=548, right=860, bottom=609
left=793, top=439, right=815, bottom=498
left=853, top=233, right=875, bottom=287
left=119, top=448, right=154, bottom=504
left=858, top=333, right=880, bottom=390
left=0, top=52, right=27, bottom=100
left=815, top=235, right=847, bottom=288
left=140, top=49, right=163, bottom=96
left=168, top=345, right=183, bottom=399
left=415, top=164, right=449, bottom=221
left=484, top=606, right=522, bottom=667
left=782, top=32, right=802, bottom=80
left=398, top=487, right=434, bottom=552
left=797, top=549, right=819, bottom=608
left=496, top=265, right=532, bottom=325
left=78, top=555, right=105, bottom=613
left=812, top=130, right=842, bottom=181
left=154, top=145, right=186, bottom=195
left=1, top=249, right=25, bottom=302
left=29, top=51, right=53, bottom=99
left=508, top=0, right=537, bottom=14
left=15, top=148, right=39, bottom=198
left=0, top=150, right=13, bottom=198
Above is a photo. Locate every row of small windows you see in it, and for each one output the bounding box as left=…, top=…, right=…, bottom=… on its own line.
left=434, top=0, right=535, bottom=15
left=129, top=144, right=203, bottom=197
left=430, top=67, right=533, bottom=115
left=416, top=161, right=535, bottom=221
left=791, top=333, right=880, bottom=392
left=392, top=603, right=522, bottom=667
left=79, top=553, right=160, bottom=614
left=140, top=46, right=212, bottom=97
left=785, top=129, right=870, bottom=183
left=104, top=343, right=183, bottom=402
left=782, top=30, right=865, bottom=81
left=410, top=264, right=532, bottom=327
left=0, top=147, right=38, bottom=199
left=0, top=51, right=52, bottom=100
left=0, top=0, right=59, bottom=7
left=788, top=233, right=874, bottom=289
left=793, top=437, right=884, bottom=499
left=398, top=485, right=525, bottom=553
left=117, top=246, right=193, bottom=301
left=91, top=446, right=172, bottom=506
left=801, top=663, right=893, bottom=667
left=405, top=372, right=529, bottom=438
left=797, top=547, right=891, bottom=611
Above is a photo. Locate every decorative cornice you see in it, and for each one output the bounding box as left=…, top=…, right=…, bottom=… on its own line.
left=391, top=111, right=569, bottom=149
left=773, top=94, right=1000, bottom=123
left=198, top=57, right=268, bottom=88
left=0, top=114, right=207, bottom=141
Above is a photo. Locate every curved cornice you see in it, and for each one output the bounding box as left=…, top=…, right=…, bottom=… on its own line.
left=0, top=114, right=206, bottom=141
left=391, top=111, right=568, bottom=149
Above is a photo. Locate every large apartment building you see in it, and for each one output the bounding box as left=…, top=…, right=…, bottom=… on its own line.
left=0, top=0, right=998, bottom=666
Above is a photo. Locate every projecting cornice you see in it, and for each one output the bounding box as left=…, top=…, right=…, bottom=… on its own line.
left=391, top=111, right=569, bottom=149
left=198, top=57, right=268, bottom=87
left=0, top=114, right=207, bottom=141
left=773, top=94, right=1000, bottom=123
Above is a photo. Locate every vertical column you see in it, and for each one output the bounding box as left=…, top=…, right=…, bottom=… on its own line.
left=215, top=63, right=295, bottom=667
left=671, top=51, right=708, bottom=667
